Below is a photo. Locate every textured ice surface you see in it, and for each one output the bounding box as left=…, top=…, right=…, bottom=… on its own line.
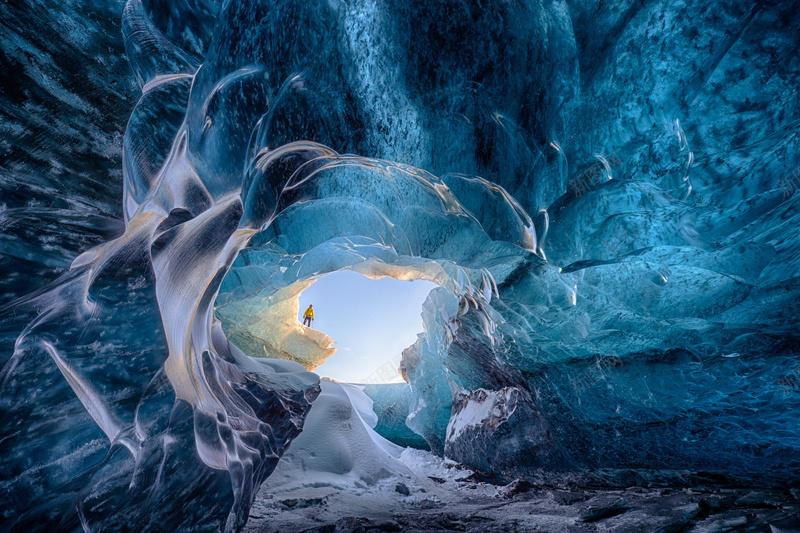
left=2, top=0, right=800, bottom=530
left=361, top=383, right=430, bottom=450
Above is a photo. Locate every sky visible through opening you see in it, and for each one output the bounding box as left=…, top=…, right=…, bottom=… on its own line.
left=298, top=270, right=437, bottom=383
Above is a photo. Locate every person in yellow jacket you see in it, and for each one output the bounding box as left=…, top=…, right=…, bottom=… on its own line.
left=302, top=304, right=314, bottom=328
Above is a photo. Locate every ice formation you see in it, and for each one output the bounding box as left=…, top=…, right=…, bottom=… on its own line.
left=262, top=379, right=412, bottom=491
left=1, top=0, right=800, bottom=531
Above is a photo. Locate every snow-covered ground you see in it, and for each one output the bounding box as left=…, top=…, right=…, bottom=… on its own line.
left=244, top=380, right=800, bottom=533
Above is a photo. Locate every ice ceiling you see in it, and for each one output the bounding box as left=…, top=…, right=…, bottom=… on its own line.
left=1, top=0, right=799, bottom=531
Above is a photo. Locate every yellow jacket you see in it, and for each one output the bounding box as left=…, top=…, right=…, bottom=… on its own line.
left=303, top=307, right=314, bottom=319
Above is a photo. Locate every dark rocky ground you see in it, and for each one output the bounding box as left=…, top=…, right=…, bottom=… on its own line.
left=249, top=486, right=800, bottom=532
left=245, top=452, right=800, bottom=533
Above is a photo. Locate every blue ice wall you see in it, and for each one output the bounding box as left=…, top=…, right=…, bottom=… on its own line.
left=1, top=0, right=800, bottom=531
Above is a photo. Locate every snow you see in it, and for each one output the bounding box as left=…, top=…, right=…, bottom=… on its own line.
left=263, top=379, right=412, bottom=490
left=445, top=388, right=516, bottom=443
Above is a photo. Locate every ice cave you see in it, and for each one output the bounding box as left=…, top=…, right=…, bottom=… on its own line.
left=1, top=0, right=799, bottom=531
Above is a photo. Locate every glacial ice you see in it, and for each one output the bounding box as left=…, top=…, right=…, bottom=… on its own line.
left=1, top=0, right=800, bottom=531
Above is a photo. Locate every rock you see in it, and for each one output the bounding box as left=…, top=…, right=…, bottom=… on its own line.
left=437, top=517, right=467, bottom=531
left=549, top=490, right=588, bottom=505
left=735, top=491, right=780, bottom=509
left=500, top=479, right=536, bottom=498
left=454, top=472, right=489, bottom=484
left=688, top=515, right=748, bottom=533
left=579, top=496, right=629, bottom=522
left=280, top=498, right=327, bottom=510
left=652, top=504, right=702, bottom=533
left=699, top=496, right=729, bottom=512
left=305, top=526, right=336, bottom=533
left=334, top=517, right=366, bottom=533
left=365, top=520, right=402, bottom=532
left=414, top=498, right=444, bottom=510
left=395, top=483, right=410, bottom=496
left=465, top=515, right=494, bottom=522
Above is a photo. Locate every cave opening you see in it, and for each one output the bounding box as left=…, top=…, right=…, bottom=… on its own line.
left=297, top=269, right=438, bottom=384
